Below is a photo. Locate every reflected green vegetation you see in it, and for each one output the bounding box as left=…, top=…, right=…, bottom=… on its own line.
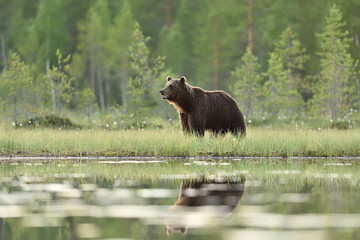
left=0, top=159, right=359, bottom=240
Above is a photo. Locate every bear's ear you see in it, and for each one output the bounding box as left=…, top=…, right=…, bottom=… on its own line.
left=166, top=76, right=172, bottom=81
left=180, top=76, right=186, bottom=84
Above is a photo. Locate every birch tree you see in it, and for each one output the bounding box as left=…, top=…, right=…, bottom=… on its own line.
left=1, top=53, right=32, bottom=125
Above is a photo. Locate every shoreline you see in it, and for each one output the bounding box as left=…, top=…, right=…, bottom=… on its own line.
left=1, top=155, right=360, bottom=162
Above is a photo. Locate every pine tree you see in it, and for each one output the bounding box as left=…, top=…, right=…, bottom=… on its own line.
left=313, top=5, right=359, bottom=121
left=193, top=0, right=246, bottom=90
left=230, top=47, right=262, bottom=118
left=127, top=23, right=171, bottom=122
left=158, top=0, right=196, bottom=76
left=48, top=49, right=75, bottom=116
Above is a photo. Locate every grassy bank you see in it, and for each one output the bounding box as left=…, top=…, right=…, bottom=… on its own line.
left=0, top=126, right=360, bottom=157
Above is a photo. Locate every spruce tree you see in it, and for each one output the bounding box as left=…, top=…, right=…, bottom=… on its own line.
left=75, top=0, right=110, bottom=111
left=230, top=47, right=262, bottom=118
left=313, top=5, right=359, bottom=121
left=105, top=1, right=136, bottom=107
left=263, top=52, right=288, bottom=116
left=273, top=27, right=307, bottom=115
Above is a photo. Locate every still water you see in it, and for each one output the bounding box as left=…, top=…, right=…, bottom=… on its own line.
left=0, top=158, right=359, bottom=240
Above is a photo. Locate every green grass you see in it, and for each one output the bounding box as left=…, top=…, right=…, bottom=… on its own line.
left=1, top=126, right=360, bottom=157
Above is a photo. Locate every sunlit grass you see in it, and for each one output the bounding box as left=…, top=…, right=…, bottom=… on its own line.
left=0, top=126, right=360, bottom=157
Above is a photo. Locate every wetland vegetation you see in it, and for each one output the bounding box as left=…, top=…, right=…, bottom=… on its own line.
left=1, top=124, right=360, bottom=158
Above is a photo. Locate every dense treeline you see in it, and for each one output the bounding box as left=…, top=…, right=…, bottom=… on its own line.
left=0, top=0, right=359, bottom=125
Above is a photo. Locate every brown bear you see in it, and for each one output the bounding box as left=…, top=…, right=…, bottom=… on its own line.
left=164, top=177, right=246, bottom=235
left=159, top=76, right=246, bottom=136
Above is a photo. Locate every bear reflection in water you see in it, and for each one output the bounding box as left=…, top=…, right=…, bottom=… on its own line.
left=164, top=177, right=246, bottom=235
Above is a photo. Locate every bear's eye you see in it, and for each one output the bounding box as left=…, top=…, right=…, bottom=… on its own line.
left=168, top=85, right=173, bottom=89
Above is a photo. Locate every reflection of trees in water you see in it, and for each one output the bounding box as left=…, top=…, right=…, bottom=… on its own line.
left=165, top=176, right=246, bottom=235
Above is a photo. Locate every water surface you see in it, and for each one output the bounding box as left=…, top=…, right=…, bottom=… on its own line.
left=0, top=158, right=359, bottom=240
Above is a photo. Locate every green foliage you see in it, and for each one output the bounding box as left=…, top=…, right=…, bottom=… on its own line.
left=48, top=49, right=75, bottom=116
left=274, top=28, right=307, bottom=112
left=193, top=0, right=246, bottom=89
left=1, top=0, right=360, bottom=125
left=263, top=28, right=308, bottom=117
left=78, top=88, right=97, bottom=125
left=231, top=47, right=262, bottom=118
left=32, top=0, right=69, bottom=63
left=127, top=23, right=165, bottom=116
left=313, top=5, right=359, bottom=121
left=263, top=52, right=288, bottom=116
left=158, top=0, right=196, bottom=75
left=1, top=53, right=33, bottom=124
left=75, top=0, right=110, bottom=111
left=105, top=0, right=136, bottom=106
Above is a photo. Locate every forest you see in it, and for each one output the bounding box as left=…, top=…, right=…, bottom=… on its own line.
left=0, top=0, right=359, bottom=127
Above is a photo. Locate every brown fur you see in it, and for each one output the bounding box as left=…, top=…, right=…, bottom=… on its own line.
left=160, top=76, right=246, bottom=136
left=165, top=177, right=246, bottom=235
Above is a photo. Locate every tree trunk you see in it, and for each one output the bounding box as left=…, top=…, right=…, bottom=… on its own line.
left=45, top=14, right=57, bottom=114
left=286, top=37, right=294, bottom=116
left=120, top=58, right=129, bottom=109
left=90, top=46, right=96, bottom=92
left=12, top=95, right=17, bottom=126
left=356, top=78, right=360, bottom=108
left=248, top=0, right=254, bottom=53
left=164, top=0, right=172, bottom=26
left=331, top=60, right=338, bottom=122
left=87, top=105, right=91, bottom=125
left=213, top=44, right=219, bottom=89
left=22, top=87, right=29, bottom=122
left=212, top=6, right=219, bottom=89
left=212, top=16, right=219, bottom=89
left=57, top=88, right=62, bottom=116
left=0, top=33, right=7, bottom=71
left=97, top=68, right=106, bottom=111
left=46, top=59, right=57, bottom=114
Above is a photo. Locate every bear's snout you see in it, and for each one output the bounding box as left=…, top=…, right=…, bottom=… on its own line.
left=159, top=89, right=168, bottom=99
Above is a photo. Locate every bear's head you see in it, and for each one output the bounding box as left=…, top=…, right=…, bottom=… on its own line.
left=159, top=76, right=187, bottom=103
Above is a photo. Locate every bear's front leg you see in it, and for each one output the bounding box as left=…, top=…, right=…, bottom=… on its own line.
left=188, top=116, right=205, bottom=137
left=179, top=112, right=191, bottom=134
